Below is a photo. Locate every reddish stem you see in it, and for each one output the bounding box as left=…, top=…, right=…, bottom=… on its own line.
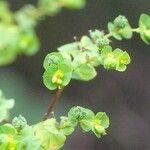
left=43, top=87, right=64, bottom=121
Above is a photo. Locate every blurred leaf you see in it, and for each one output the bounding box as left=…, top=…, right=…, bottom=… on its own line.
left=19, top=30, right=40, bottom=56
left=38, top=0, right=61, bottom=16
left=33, top=119, right=66, bottom=150
left=0, top=24, right=20, bottom=65
left=60, top=0, right=86, bottom=9
left=0, top=90, right=15, bottom=123
left=139, top=13, right=150, bottom=44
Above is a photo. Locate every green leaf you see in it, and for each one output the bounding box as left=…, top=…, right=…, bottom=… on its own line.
left=33, top=119, right=66, bottom=150
left=58, top=42, right=80, bottom=60
left=108, top=22, right=122, bottom=40
left=79, top=36, right=98, bottom=52
left=89, top=29, right=104, bottom=41
left=119, top=25, right=133, bottom=39
left=15, top=4, right=37, bottom=29
left=59, top=117, right=74, bottom=136
left=139, top=13, right=150, bottom=44
left=43, top=62, right=72, bottom=90
left=0, top=134, right=17, bottom=150
left=80, top=109, right=95, bottom=132
left=58, top=62, right=73, bottom=86
left=72, top=51, right=100, bottom=69
left=92, top=112, right=110, bottom=138
left=0, top=90, right=15, bottom=122
left=108, top=15, right=132, bottom=40
left=60, top=0, right=86, bottom=9
left=80, top=36, right=93, bottom=46
left=100, top=46, right=116, bottom=70
left=95, top=112, right=109, bottom=129
left=19, top=30, right=40, bottom=55
left=0, top=124, right=18, bottom=150
left=68, top=106, right=82, bottom=126
left=0, top=124, right=16, bottom=135
left=16, top=125, right=42, bottom=150
left=103, top=56, right=116, bottom=70
left=92, top=125, right=106, bottom=138
left=0, top=1, right=13, bottom=23
left=80, top=36, right=98, bottom=52
left=43, top=52, right=64, bottom=69
left=0, top=24, right=20, bottom=65
left=114, top=49, right=131, bottom=72
left=0, top=134, right=9, bottom=150
left=68, top=106, right=95, bottom=132
left=80, top=120, right=93, bottom=132
left=72, top=64, right=97, bottom=81
left=38, top=0, right=61, bottom=16
left=43, top=64, right=58, bottom=90
left=100, top=47, right=131, bottom=71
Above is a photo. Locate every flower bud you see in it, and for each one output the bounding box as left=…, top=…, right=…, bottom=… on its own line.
left=12, top=115, right=27, bottom=130
left=114, top=15, right=128, bottom=28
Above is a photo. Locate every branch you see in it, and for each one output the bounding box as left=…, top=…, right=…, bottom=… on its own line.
left=43, top=87, right=64, bottom=121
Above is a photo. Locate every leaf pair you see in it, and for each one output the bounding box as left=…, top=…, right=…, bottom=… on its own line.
left=100, top=46, right=131, bottom=72
left=108, top=15, right=133, bottom=40
left=43, top=53, right=73, bottom=90
left=68, top=106, right=110, bottom=138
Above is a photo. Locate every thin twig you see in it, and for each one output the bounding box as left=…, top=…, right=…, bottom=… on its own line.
left=43, top=87, right=64, bottom=121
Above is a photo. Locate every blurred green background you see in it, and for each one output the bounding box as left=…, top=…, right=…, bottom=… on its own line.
left=0, top=0, right=150, bottom=149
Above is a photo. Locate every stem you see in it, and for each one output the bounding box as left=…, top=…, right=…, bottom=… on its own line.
left=43, top=87, right=64, bottom=121
left=132, top=28, right=140, bottom=33
left=105, top=33, right=112, bottom=38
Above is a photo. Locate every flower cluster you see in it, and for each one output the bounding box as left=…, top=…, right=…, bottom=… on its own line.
left=108, top=15, right=133, bottom=40
left=0, top=106, right=109, bottom=150
left=43, top=18, right=132, bottom=90
left=43, top=51, right=73, bottom=90
left=100, top=46, right=131, bottom=71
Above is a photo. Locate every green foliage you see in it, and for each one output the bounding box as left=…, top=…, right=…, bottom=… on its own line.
left=60, top=0, right=86, bottom=9
left=67, top=106, right=110, bottom=137
left=43, top=14, right=150, bottom=90
left=38, top=0, right=62, bottom=16
left=43, top=61, right=72, bottom=90
left=0, top=106, right=109, bottom=150
left=34, top=118, right=66, bottom=150
left=92, top=112, right=109, bottom=138
left=0, top=0, right=86, bottom=66
left=43, top=52, right=64, bottom=69
left=0, top=90, right=15, bottom=123
left=139, top=14, right=150, bottom=44
left=0, top=1, right=149, bottom=148
left=42, top=16, right=133, bottom=90
left=0, top=120, right=41, bottom=150
left=100, top=46, right=131, bottom=71
left=59, top=116, right=74, bottom=136
left=108, top=15, right=133, bottom=40
left=72, top=64, right=97, bottom=81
